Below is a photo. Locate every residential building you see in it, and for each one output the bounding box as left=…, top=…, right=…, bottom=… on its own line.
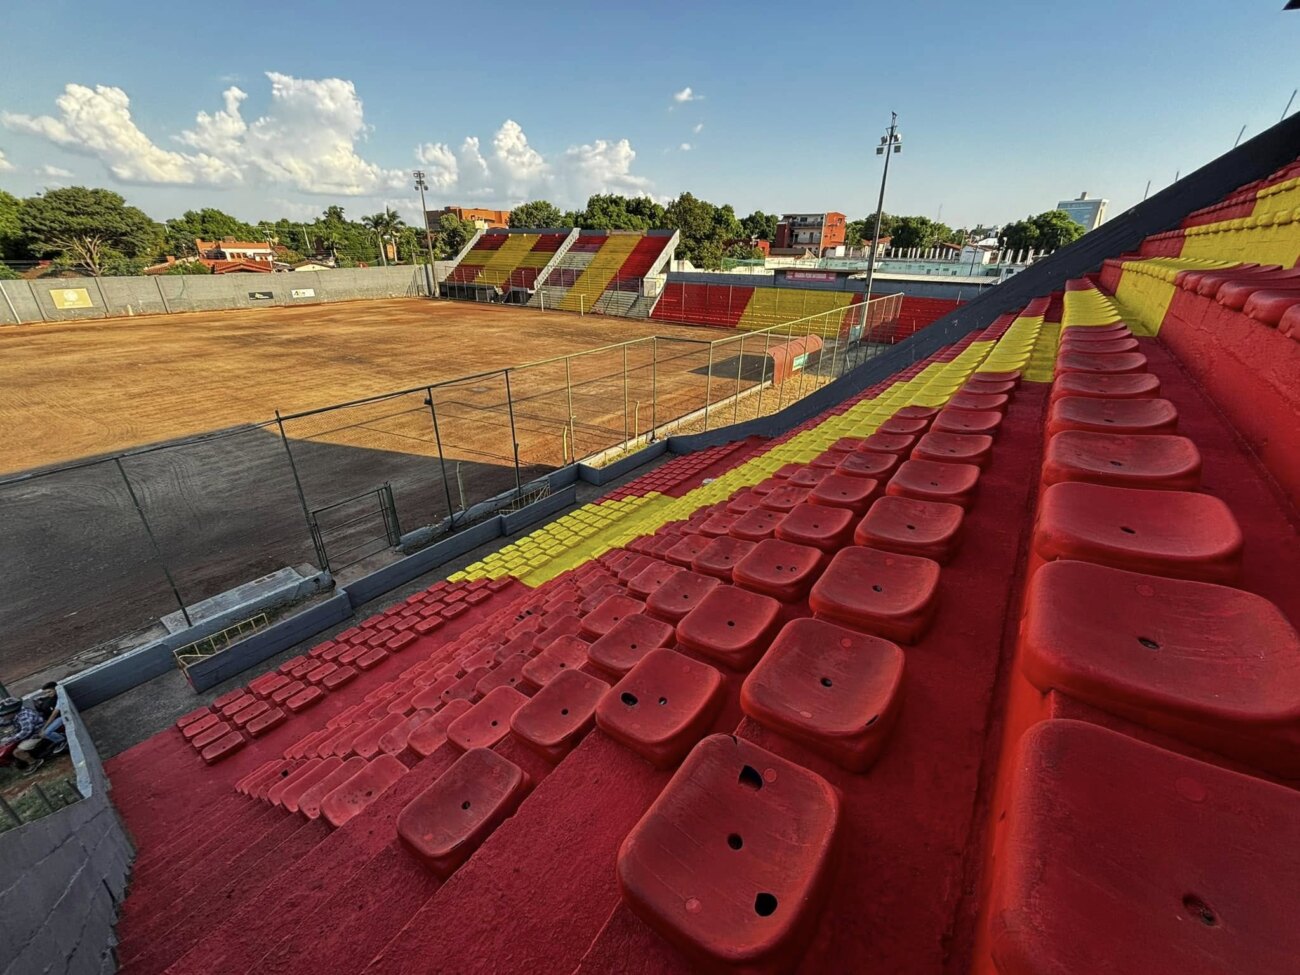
left=426, top=207, right=511, bottom=231
left=194, top=238, right=276, bottom=265
left=1056, top=193, right=1108, bottom=231
left=773, top=212, right=847, bottom=255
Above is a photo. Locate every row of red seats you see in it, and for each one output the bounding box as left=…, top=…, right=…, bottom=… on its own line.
left=1181, top=159, right=1300, bottom=227
left=598, top=437, right=768, bottom=502
left=651, top=282, right=754, bottom=328
left=608, top=235, right=673, bottom=290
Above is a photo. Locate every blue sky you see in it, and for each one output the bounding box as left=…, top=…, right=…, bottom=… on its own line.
left=0, top=0, right=1296, bottom=228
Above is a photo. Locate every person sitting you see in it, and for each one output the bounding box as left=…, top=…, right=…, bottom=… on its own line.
left=0, top=696, right=54, bottom=774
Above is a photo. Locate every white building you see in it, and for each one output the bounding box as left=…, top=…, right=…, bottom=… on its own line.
left=1057, top=193, right=1108, bottom=231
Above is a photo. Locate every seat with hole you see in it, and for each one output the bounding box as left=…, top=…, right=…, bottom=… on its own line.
left=987, top=720, right=1300, bottom=975
left=1055, top=350, right=1149, bottom=376
left=446, top=686, right=529, bottom=752
left=581, top=594, right=647, bottom=638
left=379, top=710, right=436, bottom=757
left=879, top=414, right=931, bottom=436
left=836, top=449, right=900, bottom=480
left=442, top=666, right=490, bottom=706
left=628, top=560, right=685, bottom=599
left=887, top=458, right=981, bottom=509
left=911, top=431, right=994, bottom=468
left=320, top=755, right=407, bottom=827
left=1043, top=431, right=1202, bottom=491
left=690, top=534, right=757, bottom=582
left=676, top=585, right=782, bottom=671
left=947, top=390, right=1009, bottom=414
left=774, top=502, right=855, bottom=552
left=699, top=510, right=742, bottom=537
left=397, top=748, right=532, bottom=878
left=931, top=408, right=1003, bottom=436
left=522, top=634, right=591, bottom=689
left=510, top=669, right=610, bottom=762
left=758, top=484, right=811, bottom=514
left=273, top=758, right=336, bottom=812
left=859, top=431, right=917, bottom=456
left=298, top=757, right=369, bottom=819
left=412, top=675, right=458, bottom=711
left=586, top=612, right=676, bottom=677
left=854, top=496, right=964, bottom=564
left=617, top=734, right=841, bottom=972
left=1034, top=483, right=1243, bottom=584
left=730, top=507, right=785, bottom=542
left=961, top=377, right=1016, bottom=397
left=809, top=545, right=941, bottom=644
left=595, top=649, right=725, bottom=768
left=807, top=472, right=882, bottom=515
left=1047, top=396, right=1178, bottom=437
left=1049, top=371, right=1161, bottom=402
left=475, top=653, right=532, bottom=697
left=352, top=713, right=408, bottom=759
left=732, top=537, right=826, bottom=603
left=407, top=699, right=472, bottom=758
left=1020, top=560, right=1300, bottom=776
left=789, top=466, right=832, bottom=487
left=645, top=570, right=723, bottom=624
left=741, top=618, right=906, bottom=772
left=664, top=533, right=712, bottom=568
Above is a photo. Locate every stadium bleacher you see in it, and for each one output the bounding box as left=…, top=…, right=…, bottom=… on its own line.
left=100, top=146, right=1300, bottom=975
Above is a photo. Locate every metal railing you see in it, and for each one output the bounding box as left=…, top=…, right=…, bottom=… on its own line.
left=0, top=293, right=903, bottom=688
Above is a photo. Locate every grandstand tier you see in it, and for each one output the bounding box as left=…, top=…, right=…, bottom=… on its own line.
left=98, top=145, right=1300, bottom=975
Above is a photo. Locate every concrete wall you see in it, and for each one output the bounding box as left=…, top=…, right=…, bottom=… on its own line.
left=0, top=688, right=133, bottom=974
left=0, top=264, right=442, bottom=325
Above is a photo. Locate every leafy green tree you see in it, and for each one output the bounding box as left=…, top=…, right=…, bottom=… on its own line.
left=509, top=200, right=568, bottom=228
left=20, top=186, right=160, bottom=275
left=322, top=205, right=347, bottom=224
left=433, top=213, right=477, bottom=260
left=888, top=215, right=953, bottom=251
left=740, top=210, right=778, bottom=241
left=577, top=194, right=665, bottom=230
left=1000, top=210, right=1085, bottom=252
left=725, top=242, right=766, bottom=261
left=361, top=213, right=389, bottom=265
left=663, top=192, right=740, bottom=269
left=164, top=208, right=260, bottom=258
left=845, top=212, right=897, bottom=248
left=159, top=259, right=212, bottom=275
left=0, top=261, right=20, bottom=280
left=0, top=189, right=26, bottom=260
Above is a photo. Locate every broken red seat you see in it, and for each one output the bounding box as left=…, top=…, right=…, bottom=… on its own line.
left=407, top=699, right=473, bottom=758
left=665, top=534, right=712, bottom=568
left=240, top=760, right=292, bottom=798
left=676, top=586, right=782, bottom=671
left=595, top=649, right=725, bottom=768
left=200, top=731, right=246, bottom=765
left=617, top=734, right=841, bottom=973
left=911, top=431, right=994, bottom=469
left=878, top=413, right=931, bottom=436
left=691, top=535, right=757, bottom=582
left=1050, top=429, right=1201, bottom=495
left=858, top=431, right=917, bottom=456
left=475, top=654, right=531, bottom=697
left=729, top=507, right=785, bottom=542
left=299, top=757, right=369, bottom=820
left=645, top=567, right=724, bottom=624
left=808, top=473, right=882, bottom=515
left=946, top=390, right=1009, bottom=413
left=809, top=546, right=941, bottom=645
left=742, top=618, right=905, bottom=772
left=1050, top=371, right=1161, bottom=402
left=443, top=666, right=491, bottom=704
left=397, top=748, right=532, bottom=878
left=854, top=496, right=964, bottom=564
left=628, top=560, right=685, bottom=599
left=320, top=755, right=408, bottom=828
left=190, top=721, right=232, bottom=750
left=522, top=634, right=591, bottom=689
left=447, top=686, right=529, bottom=752
left=732, top=538, right=825, bottom=603
left=510, top=669, right=611, bottom=763
left=587, top=613, right=676, bottom=677
left=987, top=720, right=1300, bottom=975
left=271, top=758, right=330, bottom=809
left=887, top=458, right=981, bottom=509
left=774, top=502, right=855, bottom=552
left=180, top=713, right=221, bottom=741
left=835, top=449, right=900, bottom=480
left=1055, top=350, right=1148, bottom=376
left=582, top=594, right=647, bottom=639
left=931, top=410, right=1005, bottom=444
left=758, top=484, right=811, bottom=514
left=1047, top=396, right=1178, bottom=437
left=1057, top=336, right=1140, bottom=355
left=1034, top=483, right=1243, bottom=584
left=1020, top=560, right=1300, bottom=776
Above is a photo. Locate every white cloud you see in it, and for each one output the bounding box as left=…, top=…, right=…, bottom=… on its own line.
left=672, top=87, right=701, bottom=103
left=36, top=164, right=73, bottom=178
left=693, top=122, right=704, bottom=134
left=2, top=73, right=405, bottom=195
left=0, top=148, right=13, bottom=172
left=679, top=143, right=692, bottom=152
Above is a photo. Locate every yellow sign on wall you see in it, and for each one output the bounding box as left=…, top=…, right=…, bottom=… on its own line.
left=50, top=288, right=93, bottom=310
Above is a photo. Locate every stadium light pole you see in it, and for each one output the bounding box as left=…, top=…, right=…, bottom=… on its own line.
left=413, top=170, right=440, bottom=298
left=863, top=112, right=902, bottom=305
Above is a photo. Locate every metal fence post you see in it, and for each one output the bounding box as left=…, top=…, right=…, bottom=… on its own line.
left=425, top=385, right=458, bottom=523
left=651, top=337, right=658, bottom=436
left=702, top=342, right=715, bottom=431
left=113, top=457, right=192, bottom=627
left=565, top=356, right=576, bottom=459
left=622, top=344, right=630, bottom=444
left=274, top=410, right=329, bottom=572
left=733, top=334, right=744, bottom=425
left=502, top=369, right=523, bottom=496
left=757, top=328, right=771, bottom=417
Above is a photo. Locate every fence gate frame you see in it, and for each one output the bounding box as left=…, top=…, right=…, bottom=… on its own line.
left=308, top=483, right=401, bottom=573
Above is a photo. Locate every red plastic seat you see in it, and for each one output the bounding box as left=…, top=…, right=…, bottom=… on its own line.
left=1047, top=396, right=1178, bottom=436
left=510, top=669, right=610, bottom=762
left=835, top=450, right=900, bottom=480
left=731, top=537, right=825, bottom=603
left=274, top=758, right=339, bottom=812
left=676, top=585, right=782, bottom=671
left=397, top=748, right=532, bottom=878
left=828, top=435, right=869, bottom=452
left=741, top=618, right=905, bottom=772
left=810, top=451, right=846, bottom=471
left=200, top=731, right=246, bottom=765
left=988, top=720, right=1300, bottom=975
left=1216, top=269, right=1300, bottom=308
left=1061, top=322, right=1132, bottom=339
left=1055, top=350, right=1148, bottom=375
left=788, top=466, right=831, bottom=487
left=181, top=713, right=220, bottom=740
left=972, top=369, right=1022, bottom=384
left=853, top=496, right=964, bottom=564
left=1020, top=560, right=1300, bottom=775
left=931, top=409, right=1002, bottom=436
left=690, top=534, right=757, bottom=581
left=617, top=735, right=841, bottom=972
left=627, top=560, right=683, bottom=599
left=247, top=707, right=287, bottom=738
left=1057, top=336, right=1139, bottom=355
left=1282, top=301, right=1300, bottom=339
left=887, top=458, right=981, bottom=508
left=665, top=533, right=711, bottom=568
left=878, top=414, right=931, bottom=436
left=379, top=711, right=435, bottom=757
left=807, top=473, right=882, bottom=515
left=1043, top=431, right=1201, bottom=490
left=730, top=507, right=785, bottom=542
left=595, top=649, right=725, bottom=768
left=700, top=510, right=743, bottom=537
left=946, top=391, right=1009, bottom=413
left=646, top=570, right=722, bottom=623
left=911, top=431, right=994, bottom=468
left=1050, top=371, right=1161, bottom=402
left=961, top=378, right=1016, bottom=396
left=581, top=594, right=646, bottom=638
left=758, top=484, right=811, bottom=513
left=586, top=612, right=676, bottom=676
left=1035, top=482, right=1243, bottom=584
left=189, top=721, right=231, bottom=750
left=521, top=634, right=590, bottom=688
left=809, top=546, right=941, bottom=644
left=407, top=699, right=472, bottom=758
left=1243, top=288, right=1300, bottom=326
left=774, top=502, right=855, bottom=552
left=320, top=755, right=407, bottom=828
left=725, top=490, right=763, bottom=514
left=446, top=686, right=529, bottom=752
left=442, top=666, right=490, bottom=705
left=859, top=431, right=917, bottom=456
left=475, top=654, right=531, bottom=697
left=299, top=757, right=368, bottom=819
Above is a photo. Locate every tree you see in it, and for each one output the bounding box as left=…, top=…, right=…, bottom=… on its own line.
left=577, top=194, right=664, bottom=230
left=740, top=210, right=778, bottom=241
left=725, top=242, right=766, bottom=261
left=0, top=189, right=25, bottom=260
left=322, top=205, right=347, bottom=224
left=845, top=212, right=896, bottom=248
left=999, top=210, right=1083, bottom=252
left=888, top=215, right=953, bottom=251
left=20, top=187, right=160, bottom=275
left=433, top=213, right=477, bottom=260
left=509, top=200, right=568, bottom=228
left=164, top=207, right=260, bottom=257
left=361, top=213, right=389, bottom=266
left=662, top=192, right=740, bottom=269
left=0, top=261, right=20, bottom=280
left=159, top=259, right=212, bottom=275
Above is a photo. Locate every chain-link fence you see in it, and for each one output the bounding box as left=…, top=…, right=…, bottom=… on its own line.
left=0, top=291, right=903, bottom=689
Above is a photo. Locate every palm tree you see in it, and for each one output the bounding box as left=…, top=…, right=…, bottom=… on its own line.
left=322, top=205, right=346, bottom=224
left=379, top=208, right=406, bottom=263
left=362, top=213, right=387, bottom=266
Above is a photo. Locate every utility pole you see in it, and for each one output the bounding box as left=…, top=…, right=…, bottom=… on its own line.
left=413, top=170, right=440, bottom=298
left=863, top=112, right=902, bottom=305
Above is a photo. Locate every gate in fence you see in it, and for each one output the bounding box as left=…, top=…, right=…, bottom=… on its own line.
left=309, top=484, right=401, bottom=573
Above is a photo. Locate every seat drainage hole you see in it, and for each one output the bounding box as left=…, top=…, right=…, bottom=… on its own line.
left=727, top=833, right=744, bottom=851
left=621, top=692, right=639, bottom=707
left=491, top=720, right=498, bottom=727
left=905, top=524, right=916, bottom=531
left=629, top=643, right=638, bottom=650
left=658, top=696, right=668, bottom=706
left=1138, top=636, right=1160, bottom=650
left=1109, top=460, right=1124, bottom=467
left=738, top=765, right=763, bottom=790
left=1182, top=894, right=1218, bottom=927
left=872, top=584, right=883, bottom=592
left=820, top=677, right=833, bottom=688
left=754, top=893, right=778, bottom=917
left=561, top=708, right=570, bottom=716
left=462, top=800, right=471, bottom=810
left=1120, top=526, right=1136, bottom=534
left=727, top=620, right=736, bottom=627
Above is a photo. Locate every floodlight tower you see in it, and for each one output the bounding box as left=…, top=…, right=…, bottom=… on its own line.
left=413, top=170, right=440, bottom=297
left=863, top=112, right=902, bottom=305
